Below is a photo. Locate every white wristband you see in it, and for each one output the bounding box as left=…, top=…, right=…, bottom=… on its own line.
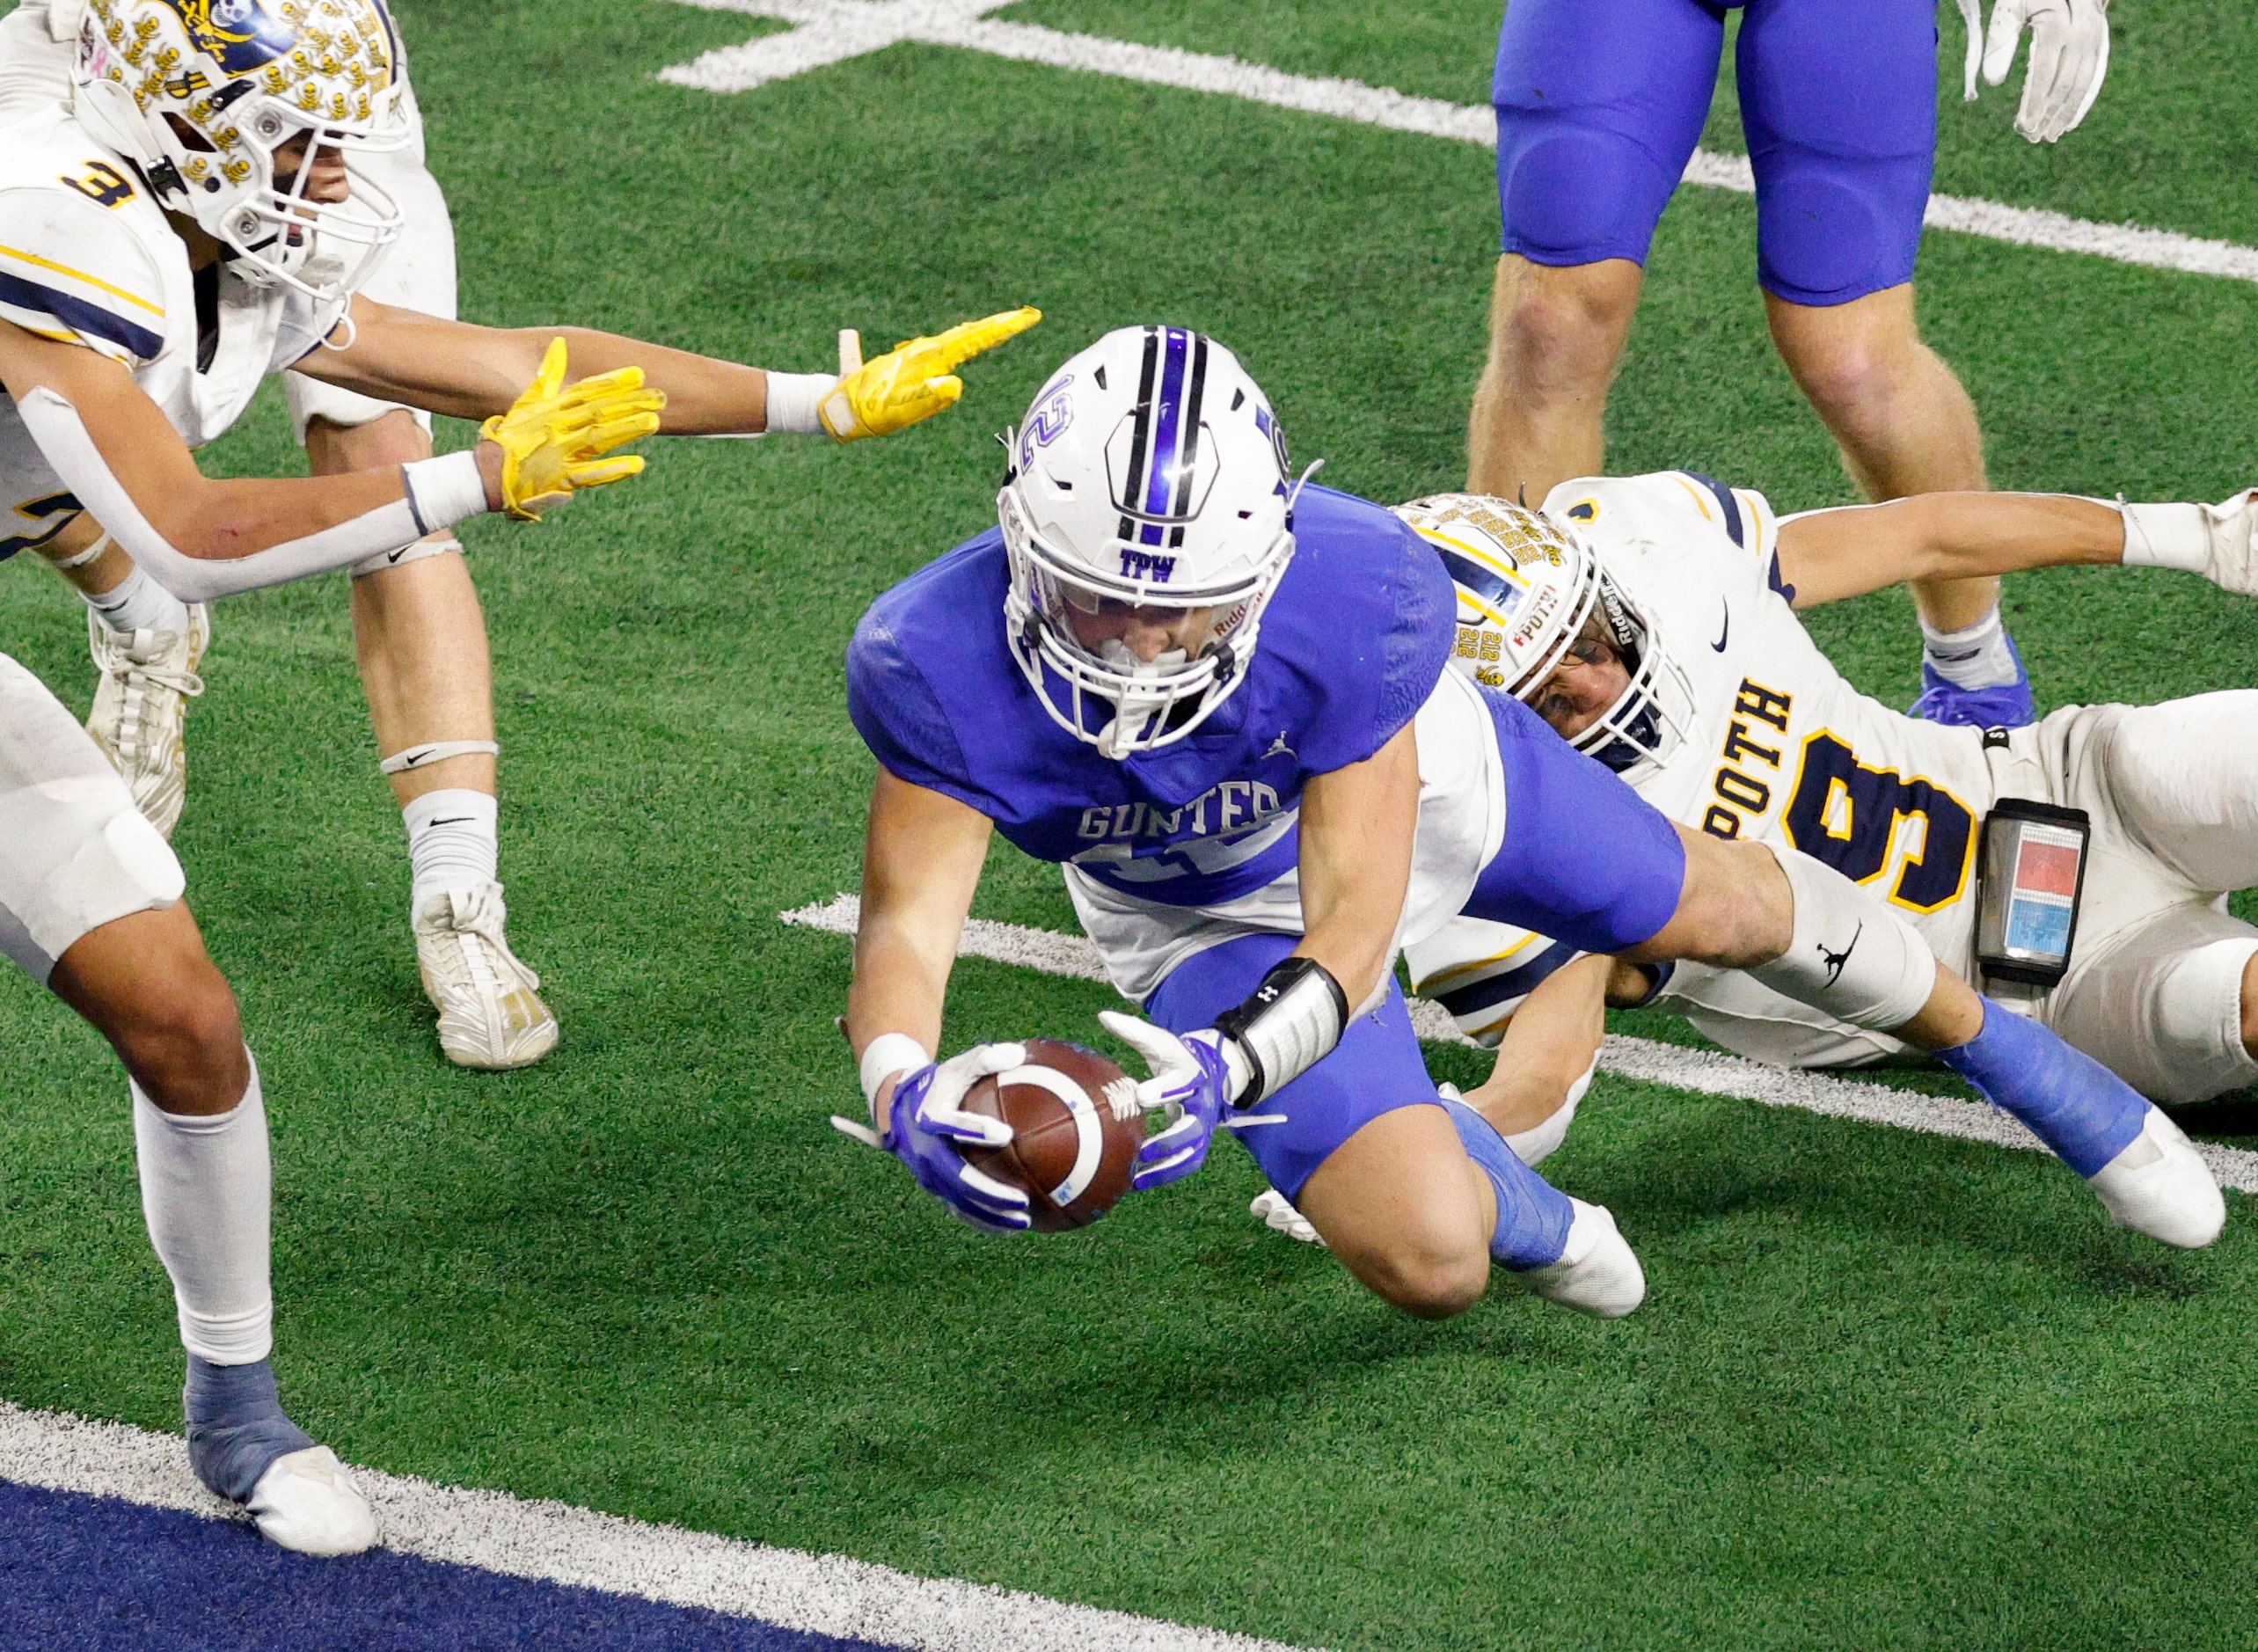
left=401, top=450, right=490, bottom=536
left=764, top=371, right=839, bottom=437
left=2117, top=501, right=2211, bottom=573
left=859, top=1032, right=933, bottom=1110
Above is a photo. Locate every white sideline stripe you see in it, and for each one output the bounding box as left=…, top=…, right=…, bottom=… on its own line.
left=657, top=0, right=2258, bottom=285
left=781, top=895, right=2258, bottom=1195
left=0, top=1400, right=1320, bottom=1652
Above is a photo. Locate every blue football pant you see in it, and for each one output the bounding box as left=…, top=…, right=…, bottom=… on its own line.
left=1492, top=0, right=1938, bottom=305
left=1146, top=691, right=1688, bottom=1201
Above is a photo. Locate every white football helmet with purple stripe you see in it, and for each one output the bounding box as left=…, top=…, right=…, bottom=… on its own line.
left=999, top=325, right=1301, bottom=758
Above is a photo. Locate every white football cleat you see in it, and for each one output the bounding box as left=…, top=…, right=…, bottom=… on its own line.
left=1519, top=1198, right=1646, bottom=1319
left=1251, top=1188, right=1327, bottom=1247
left=245, top=1446, right=378, bottom=1556
left=413, top=882, right=559, bottom=1070
left=2087, top=1107, right=2225, bottom=1249
left=84, top=604, right=209, bottom=840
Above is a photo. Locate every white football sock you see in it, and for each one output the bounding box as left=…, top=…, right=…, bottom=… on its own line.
left=1502, top=1064, right=1591, bottom=1167
left=404, top=787, right=500, bottom=906
left=1919, top=606, right=2018, bottom=690
left=84, top=565, right=191, bottom=637
left=133, top=1058, right=274, bottom=1366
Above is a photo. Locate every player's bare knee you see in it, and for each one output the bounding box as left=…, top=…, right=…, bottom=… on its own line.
left=115, top=961, right=246, bottom=1113
left=303, top=407, right=430, bottom=474
left=1363, top=1241, right=1489, bottom=1321
left=1493, top=263, right=1635, bottom=400
left=1632, top=832, right=1792, bottom=969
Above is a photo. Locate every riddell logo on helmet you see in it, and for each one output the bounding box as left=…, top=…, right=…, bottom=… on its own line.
left=1119, top=550, right=1176, bottom=581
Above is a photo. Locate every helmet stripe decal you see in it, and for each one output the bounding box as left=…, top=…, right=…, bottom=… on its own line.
left=1115, top=326, right=1162, bottom=545
left=1435, top=547, right=1524, bottom=612
left=1139, top=326, right=1190, bottom=547
left=1168, top=333, right=1209, bottom=549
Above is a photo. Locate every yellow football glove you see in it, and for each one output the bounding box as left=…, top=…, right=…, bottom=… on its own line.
left=481, top=338, right=667, bottom=522
left=818, top=306, right=1042, bottom=442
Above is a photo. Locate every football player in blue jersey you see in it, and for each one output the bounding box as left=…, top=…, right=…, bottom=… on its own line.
left=835, top=327, right=2218, bottom=1325
left=1469, top=0, right=2109, bottom=732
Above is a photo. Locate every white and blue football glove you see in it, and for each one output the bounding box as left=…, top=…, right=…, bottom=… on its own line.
left=1099, top=1011, right=1283, bottom=1191
left=831, top=1042, right=1032, bottom=1232
left=1964, top=0, right=2110, bottom=143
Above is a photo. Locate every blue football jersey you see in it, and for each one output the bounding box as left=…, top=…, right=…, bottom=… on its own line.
left=847, top=486, right=1455, bottom=908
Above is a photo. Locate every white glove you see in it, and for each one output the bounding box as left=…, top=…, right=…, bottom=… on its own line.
left=1250, top=1189, right=1327, bottom=1247
left=1974, top=0, right=2111, bottom=143
left=2119, top=493, right=2258, bottom=596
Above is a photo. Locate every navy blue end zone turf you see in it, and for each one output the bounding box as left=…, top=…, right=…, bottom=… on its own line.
left=0, top=1479, right=907, bottom=1652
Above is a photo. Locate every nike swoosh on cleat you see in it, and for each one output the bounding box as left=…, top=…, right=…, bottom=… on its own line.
left=1711, top=603, right=1730, bottom=652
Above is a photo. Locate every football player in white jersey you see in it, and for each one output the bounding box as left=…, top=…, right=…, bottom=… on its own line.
left=0, top=0, right=528, bottom=1068
left=0, top=0, right=1034, bottom=1557
left=1261, top=476, right=2258, bottom=1246
left=0, top=0, right=1034, bottom=1071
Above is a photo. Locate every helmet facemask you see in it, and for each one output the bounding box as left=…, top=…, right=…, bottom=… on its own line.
left=1399, top=493, right=1696, bottom=783
left=1516, top=567, right=1697, bottom=780
left=1001, top=479, right=1289, bottom=759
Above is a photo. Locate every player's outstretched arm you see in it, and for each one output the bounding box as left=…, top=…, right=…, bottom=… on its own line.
left=832, top=769, right=1037, bottom=1232
left=0, top=323, right=657, bottom=600
left=1103, top=723, right=1424, bottom=1190
left=300, top=299, right=1041, bottom=440
left=1295, top=721, right=1421, bottom=1011
left=1775, top=489, right=2258, bottom=608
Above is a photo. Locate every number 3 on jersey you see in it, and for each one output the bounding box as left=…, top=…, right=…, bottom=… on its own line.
left=61, top=160, right=136, bottom=208
left=1783, top=732, right=1976, bottom=912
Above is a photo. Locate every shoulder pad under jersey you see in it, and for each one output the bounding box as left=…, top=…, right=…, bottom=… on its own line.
left=1546, top=470, right=1788, bottom=598
left=0, top=166, right=168, bottom=367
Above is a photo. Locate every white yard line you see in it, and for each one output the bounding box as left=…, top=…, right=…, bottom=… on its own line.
left=657, top=0, right=2258, bottom=285
left=781, top=895, right=2258, bottom=1194
left=0, top=1400, right=1320, bottom=1652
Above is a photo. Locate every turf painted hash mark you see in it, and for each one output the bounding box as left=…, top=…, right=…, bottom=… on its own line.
left=656, top=0, right=2258, bottom=285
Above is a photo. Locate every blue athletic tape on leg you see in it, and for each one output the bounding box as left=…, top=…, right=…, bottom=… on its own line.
left=1440, top=1095, right=1575, bottom=1270
left=185, top=1356, right=312, bottom=1503
left=1936, top=1003, right=2148, bottom=1178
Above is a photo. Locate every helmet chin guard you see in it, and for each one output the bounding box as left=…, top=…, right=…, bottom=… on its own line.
left=1394, top=493, right=1696, bottom=782
left=71, top=0, right=411, bottom=305
left=998, top=325, right=1305, bottom=759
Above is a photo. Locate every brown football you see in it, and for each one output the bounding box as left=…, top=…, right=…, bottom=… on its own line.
left=961, top=1039, right=1144, bottom=1231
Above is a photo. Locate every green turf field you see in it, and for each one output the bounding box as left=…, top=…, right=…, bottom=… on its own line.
left=4, top=1, right=2258, bottom=1645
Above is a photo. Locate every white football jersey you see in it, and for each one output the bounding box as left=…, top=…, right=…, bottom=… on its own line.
left=0, top=105, right=341, bottom=564
left=1407, top=471, right=2010, bottom=1066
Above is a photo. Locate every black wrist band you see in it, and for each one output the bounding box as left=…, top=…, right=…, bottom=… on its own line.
left=1212, top=955, right=1349, bottom=1108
